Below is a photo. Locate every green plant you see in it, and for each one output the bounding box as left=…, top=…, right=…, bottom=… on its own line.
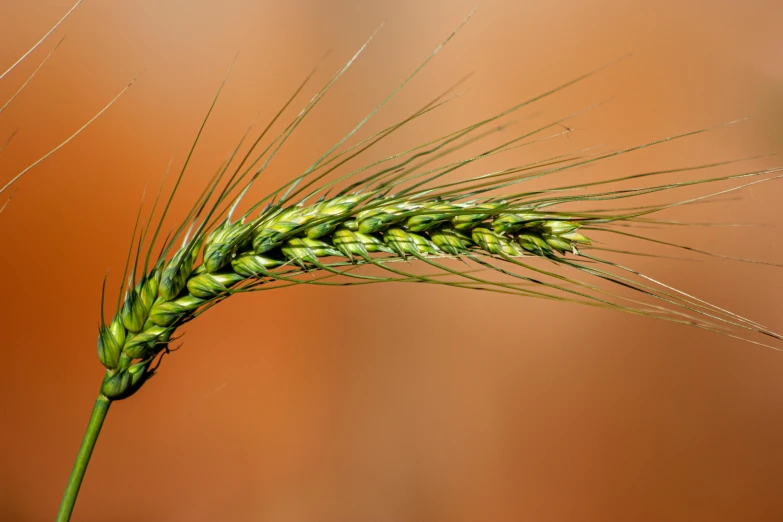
left=54, top=15, right=781, bottom=522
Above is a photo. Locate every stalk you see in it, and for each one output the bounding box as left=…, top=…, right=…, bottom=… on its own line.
left=56, top=395, right=112, bottom=522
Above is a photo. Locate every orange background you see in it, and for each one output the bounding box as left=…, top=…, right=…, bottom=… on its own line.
left=2, top=1, right=783, bottom=521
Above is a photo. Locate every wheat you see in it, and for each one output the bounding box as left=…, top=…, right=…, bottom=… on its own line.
left=55, top=12, right=783, bottom=522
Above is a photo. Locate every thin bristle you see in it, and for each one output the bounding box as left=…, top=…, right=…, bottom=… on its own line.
left=0, top=0, right=81, bottom=82
left=0, top=1, right=136, bottom=206
left=0, top=72, right=141, bottom=196
left=0, top=36, right=65, bottom=116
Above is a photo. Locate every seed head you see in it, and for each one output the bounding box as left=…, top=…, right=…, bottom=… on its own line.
left=159, top=238, right=203, bottom=300
left=471, top=227, right=524, bottom=257
left=356, top=201, right=421, bottom=234
left=203, top=220, right=249, bottom=272
left=231, top=253, right=283, bottom=277
left=100, top=357, right=150, bottom=400
left=429, top=227, right=472, bottom=255
left=148, top=295, right=204, bottom=327
left=97, top=317, right=125, bottom=370
left=452, top=202, right=506, bottom=230
left=187, top=272, right=244, bottom=299
left=120, top=289, right=147, bottom=333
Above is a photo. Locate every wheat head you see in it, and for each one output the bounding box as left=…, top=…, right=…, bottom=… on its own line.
left=96, top=130, right=783, bottom=400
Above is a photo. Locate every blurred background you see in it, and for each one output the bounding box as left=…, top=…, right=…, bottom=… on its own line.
left=1, top=1, right=783, bottom=520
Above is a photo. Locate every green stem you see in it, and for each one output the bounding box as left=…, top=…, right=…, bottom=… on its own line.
left=56, top=395, right=112, bottom=522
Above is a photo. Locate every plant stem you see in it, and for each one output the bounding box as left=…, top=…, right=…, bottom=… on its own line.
left=56, top=395, right=111, bottom=522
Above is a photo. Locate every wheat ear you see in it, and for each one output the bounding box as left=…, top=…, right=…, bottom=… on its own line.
left=56, top=17, right=783, bottom=521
